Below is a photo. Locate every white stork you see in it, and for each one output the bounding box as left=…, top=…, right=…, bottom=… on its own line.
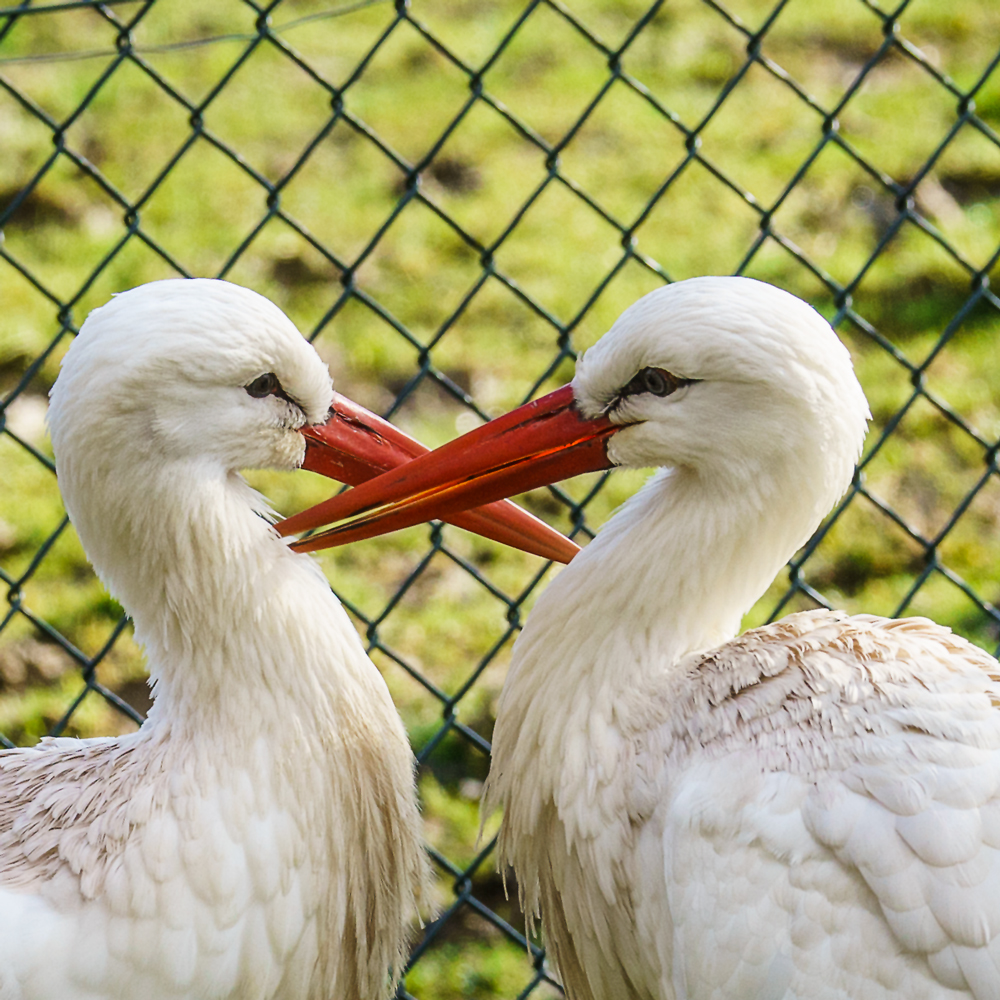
left=0, top=278, right=573, bottom=1000
left=286, top=276, right=1000, bottom=999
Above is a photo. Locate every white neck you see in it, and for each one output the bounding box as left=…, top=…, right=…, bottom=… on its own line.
left=485, top=461, right=832, bottom=901
left=489, top=461, right=832, bottom=789
left=485, top=462, right=825, bottom=908
left=532, top=466, right=817, bottom=677
left=65, top=460, right=366, bottom=739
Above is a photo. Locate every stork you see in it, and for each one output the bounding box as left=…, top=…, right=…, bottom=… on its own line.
left=0, top=278, right=572, bottom=1000
left=285, top=276, right=1000, bottom=999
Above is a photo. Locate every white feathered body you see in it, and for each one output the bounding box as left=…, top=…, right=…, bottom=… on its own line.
left=489, top=600, right=1000, bottom=1000
left=484, top=277, right=1000, bottom=1000
left=0, top=491, right=424, bottom=1000
left=0, top=281, right=426, bottom=1000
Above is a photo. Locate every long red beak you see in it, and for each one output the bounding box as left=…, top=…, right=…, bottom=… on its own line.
left=282, top=391, right=581, bottom=563
left=280, top=385, right=619, bottom=553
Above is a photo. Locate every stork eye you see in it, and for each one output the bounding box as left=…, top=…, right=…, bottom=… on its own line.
left=618, top=366, right=695, bottom=402
left=640, top=368, right=671, bottom=396
left=245, top=373, right=281, bottom=398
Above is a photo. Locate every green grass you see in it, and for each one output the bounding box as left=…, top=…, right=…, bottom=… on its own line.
left=3, top=0, right=1000, bottom=994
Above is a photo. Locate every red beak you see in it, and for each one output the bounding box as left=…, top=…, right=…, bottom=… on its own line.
left=281, top=391, right=581, bottom=563
left=279, top=385, right=619, bottom=553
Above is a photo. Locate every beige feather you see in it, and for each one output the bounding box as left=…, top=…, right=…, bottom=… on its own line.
left=0, top=280, right=428, bottom=1000
left=483, top=278, right=1000, bottom=1000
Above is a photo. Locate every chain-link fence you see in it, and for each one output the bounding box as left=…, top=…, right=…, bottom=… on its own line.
left=3, top=0, right=1000, bottom=996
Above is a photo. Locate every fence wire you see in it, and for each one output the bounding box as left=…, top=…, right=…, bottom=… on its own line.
left=2, top=0, right=1000, bottom=996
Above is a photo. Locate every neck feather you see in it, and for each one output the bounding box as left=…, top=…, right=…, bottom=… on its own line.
left=504, top=463, right=828, bottom=707
left=485, top=464, right=829, bottom=848
left=65, top=462, right=367, bottom=735
left=584, top=470, right=800, bottom=643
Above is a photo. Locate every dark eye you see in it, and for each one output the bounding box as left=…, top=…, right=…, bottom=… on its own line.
left=639, top=368, right=671, bottom=396
left=245, top=372, right=280, bottom=398
left=618, top=366, right=695, bottom=402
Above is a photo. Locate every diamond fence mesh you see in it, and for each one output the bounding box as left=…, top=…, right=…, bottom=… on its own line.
left=2, top=0, right=1000, bottom=995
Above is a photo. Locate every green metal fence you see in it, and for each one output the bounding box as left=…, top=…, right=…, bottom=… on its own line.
left=2, top=0, right=1000, bottom=996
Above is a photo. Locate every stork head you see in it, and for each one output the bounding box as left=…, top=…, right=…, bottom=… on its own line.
left=48, top=279, right=333, bottom=488
left=572, top=277, right=869, bottom=507
left=280, top=277, right=870, bottom=551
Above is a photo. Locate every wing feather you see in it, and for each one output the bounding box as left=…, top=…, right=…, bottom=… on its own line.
left=632, top=610, right=1000, bottom=998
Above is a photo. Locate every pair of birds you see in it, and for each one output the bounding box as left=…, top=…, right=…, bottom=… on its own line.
left=2, top=275, right=998, bottom=1000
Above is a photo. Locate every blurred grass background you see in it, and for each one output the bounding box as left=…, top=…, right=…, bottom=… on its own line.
left=2, top=0, right=1000, bottom=995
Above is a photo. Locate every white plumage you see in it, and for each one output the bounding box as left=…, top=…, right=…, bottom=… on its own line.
left=0, top=280, right=427, bottom=1000
left=480, top=278, right=1000, bottom=999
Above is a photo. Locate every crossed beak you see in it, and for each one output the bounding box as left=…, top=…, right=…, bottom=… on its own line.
left=278, top=385, right=620, bottom=560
